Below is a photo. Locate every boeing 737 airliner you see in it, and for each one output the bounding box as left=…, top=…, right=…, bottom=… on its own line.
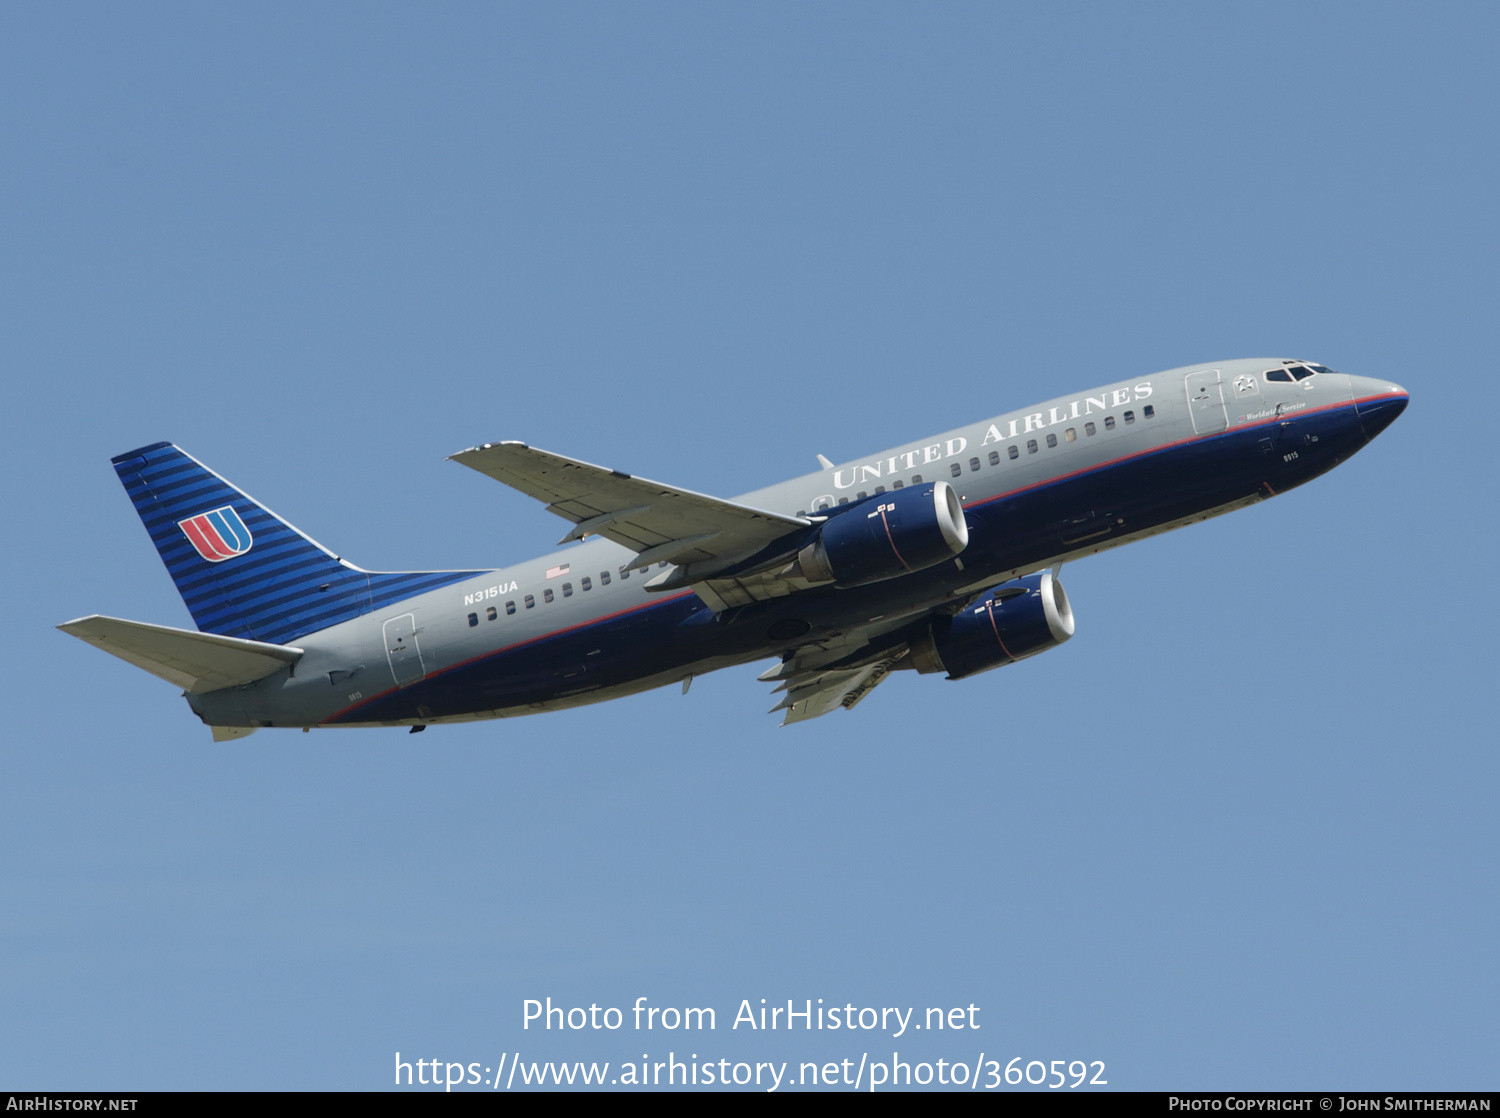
left=61, top=359, right=1407, bottom=737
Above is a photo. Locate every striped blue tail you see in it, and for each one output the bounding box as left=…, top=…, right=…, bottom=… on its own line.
left=112, top=443, right=480, bottom=646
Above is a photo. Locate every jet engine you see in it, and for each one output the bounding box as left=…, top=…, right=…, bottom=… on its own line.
left=791, top=482, right=969, bottom=588
left=908, top=570, right=1074, bottom=680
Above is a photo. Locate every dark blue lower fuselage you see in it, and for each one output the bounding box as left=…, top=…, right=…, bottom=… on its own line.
left=332, top=394, right=1385, bottom=725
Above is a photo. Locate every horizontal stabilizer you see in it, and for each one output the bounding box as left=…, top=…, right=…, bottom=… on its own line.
left=58, top=615, right=303, bottom=694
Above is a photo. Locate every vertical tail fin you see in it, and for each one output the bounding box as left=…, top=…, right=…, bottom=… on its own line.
left=112, top=443, right=478, bottom=645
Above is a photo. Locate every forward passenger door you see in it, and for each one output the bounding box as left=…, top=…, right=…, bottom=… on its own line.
left=1185, top=370, right=1228, bottom=435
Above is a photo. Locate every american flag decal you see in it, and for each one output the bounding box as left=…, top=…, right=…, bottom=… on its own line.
left=545, top=563, right=570, bottom=579
left=178, top=505, right=254, bottom=562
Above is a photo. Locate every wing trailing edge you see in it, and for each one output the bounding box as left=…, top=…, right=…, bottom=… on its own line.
left=449, top=441, right=810, bottom=579
left=771, top=657, right=903, bottom=725
left=761, top=637, right=910, bottom=725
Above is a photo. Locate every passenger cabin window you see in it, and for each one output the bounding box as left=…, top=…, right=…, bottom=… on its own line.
left=562, top=582, right=572, bottom=597
left=912, top=474, right=923, bottom=484
left=874, top=485, right=886, bottom=495
left=1008, top=445, right=1019, bottom=459
left=524, top=594, right=535, bottom=608
left=618, top=568, right=628, bottom=579
left=1064, top=428, right=1077, bottom=442
left=1045, top=433, right=1058, bottom=448
left=1143, top=405, right=1155, bottom=418
left=1104, top=416, right=1116, bottom=430
left=543, top=588, right=554, bottom=603
left=505, top=600, right=516, bottom=615
left=599, top=571, right=610, bottom=585
left=1085, top=421, right=1096, bottom=436
left=467, top=613, right=478, bottom=627
left=486, top=606, right=497, bottom=621
left=949, top=463, right=962, bottom=478
left=837, top=497, right=848, bottom=505
left=969, top=456, right=981, bottom=471
left=581, top=576, right=592, bottom=591
left=892, top=479, right=904, bottom=489
left=1124, top=410, right=1135, bottom=423
left=857, top=490, right=868, bottom=498
left=1027, top=439, right=1038, bottom=454
left=989, top=450, right=1001, bottom=466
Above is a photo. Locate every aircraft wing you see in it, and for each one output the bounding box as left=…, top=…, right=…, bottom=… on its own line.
left=760, top=637, right=909, bottom=725
left=449, top=441, right=811, bottom=579
left=765, top=656, right=903, bottom=725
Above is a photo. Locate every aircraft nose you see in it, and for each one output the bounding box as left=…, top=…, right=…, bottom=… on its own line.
left=1355, top=381, right=1409, bottom=442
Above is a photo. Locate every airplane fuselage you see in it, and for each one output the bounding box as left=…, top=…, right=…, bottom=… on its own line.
left=184, top=358, right=1408, bottom=731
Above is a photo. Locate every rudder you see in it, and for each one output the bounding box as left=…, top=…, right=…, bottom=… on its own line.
left=112, top=443, right=479, bottom=646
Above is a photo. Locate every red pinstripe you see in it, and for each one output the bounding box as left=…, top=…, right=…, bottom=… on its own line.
left=324, top=390, right=1405, bottom=724
left=324, top=589, right=698, bottom=723
left=878, top=507, right=913, bottom=572
left=965, top=392, right=1403, bottom=513
left=984, top=599, right=1018, bottom=663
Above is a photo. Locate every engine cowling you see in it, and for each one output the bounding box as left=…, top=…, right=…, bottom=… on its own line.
left=909, top=570, right=1075, bottom=680
left=795, top=482, right=969, bottom=588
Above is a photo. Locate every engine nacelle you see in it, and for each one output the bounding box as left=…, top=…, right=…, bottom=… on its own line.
left=795, top=482, right=969, bottom=588
left=909, top=570, right=1075, bottom=680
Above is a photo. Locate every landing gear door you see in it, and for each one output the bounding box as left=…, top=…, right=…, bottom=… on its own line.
left=383, top=613, right=426, bottom=688
left=1185, top=369, right=1228, bottom=435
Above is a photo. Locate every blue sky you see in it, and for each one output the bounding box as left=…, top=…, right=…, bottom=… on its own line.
left=3, top=2, right=1495, bottom=1091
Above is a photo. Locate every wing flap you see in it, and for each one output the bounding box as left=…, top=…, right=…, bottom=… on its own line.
left=449, top=442, right=809, bottom=578
left=58, top=615, right=303, bottom=694
left=773, top=658, right=902, bottom=725
left=696, top=568, right=805, bottom=608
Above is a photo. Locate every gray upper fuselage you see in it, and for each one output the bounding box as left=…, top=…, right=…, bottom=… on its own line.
left=191, top=359, right=1406, bottom=729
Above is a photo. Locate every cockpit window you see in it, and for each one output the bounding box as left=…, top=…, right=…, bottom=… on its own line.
left=1290, top=365, right=1314, bottom=381
left=1266, top=368, right=1292, bottom=383
left=1306, top=363, right=1336, bottom=375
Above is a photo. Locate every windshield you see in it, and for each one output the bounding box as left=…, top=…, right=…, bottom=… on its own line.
left=1266, top=361, right=1335, bottom=383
